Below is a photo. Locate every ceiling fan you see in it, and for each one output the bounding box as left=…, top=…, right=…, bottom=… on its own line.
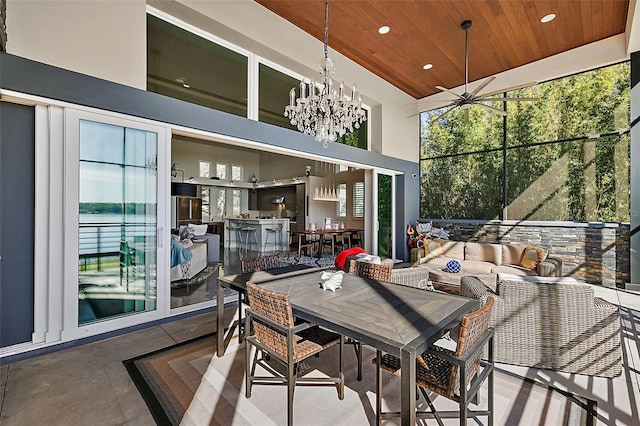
left=419, top=20, right=536, bottom=122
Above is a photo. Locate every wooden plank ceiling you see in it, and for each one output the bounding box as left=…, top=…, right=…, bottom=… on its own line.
left=255, top=0, right=629, bottom=99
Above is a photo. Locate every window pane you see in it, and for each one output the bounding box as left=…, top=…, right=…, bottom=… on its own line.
left=216, top=163, right=227, bottom=179
left=420, top=151, right=503, bottom=220
left=505, top=63, right=630, bottom=146
left=147, top=14, right=248, bottom=117
left=231, top=165, right=242, bottom=181
left=199, top=161, right=211, bottom=178
left=232, top=190, right=241, bottom=216
left=216, top=189, right=226, bottom=217
left=258, top=63, right=298, bottom=130
left=507, top=134, right=630, bottom=221
left=336, top=184, right=347, bottom=217
left=421, top=105, right=504, bottom=158
left=353, top=182, right=364, bottom=217
left=78, top=120, right=157, bottom=326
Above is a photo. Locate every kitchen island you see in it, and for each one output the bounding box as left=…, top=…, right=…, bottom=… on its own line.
left=224, top=218, right=289, bottom=252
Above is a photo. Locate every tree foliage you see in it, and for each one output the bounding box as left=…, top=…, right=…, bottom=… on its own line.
left=420, top=62, right=630, bottom=222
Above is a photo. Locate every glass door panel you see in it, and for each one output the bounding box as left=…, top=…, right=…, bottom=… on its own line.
left=78, top=120, right=157, bottom=325
left=377, top=174, right=392, bottom=258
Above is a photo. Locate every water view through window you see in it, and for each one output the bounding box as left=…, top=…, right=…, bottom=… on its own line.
left=78, top=120, right=158, bottom=325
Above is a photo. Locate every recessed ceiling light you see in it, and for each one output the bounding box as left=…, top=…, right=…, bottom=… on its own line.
left=541, top=13, right=556, bottom=23
left=423, top=63, right=433, bottom=70
left=378, top=25, right=390, bottom=35
left=182, top=83, right=191, bottom=88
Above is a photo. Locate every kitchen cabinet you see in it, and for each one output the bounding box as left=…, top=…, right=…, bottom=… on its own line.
left=248, top=189, right=258, bottom=210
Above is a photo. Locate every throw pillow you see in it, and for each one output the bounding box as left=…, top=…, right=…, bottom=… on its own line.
left=188, top=223, right=208, bottom=236
left=442, top=259, right=461, bottom=273
left=519, top=246, right=548, bottom=270
left=183, top=226, right=196, bottom=240
left=334, top=247, right=366, bottom=270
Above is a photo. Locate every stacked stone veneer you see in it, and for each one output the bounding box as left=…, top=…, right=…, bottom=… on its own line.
left=424, top=220, right=630, bottom=288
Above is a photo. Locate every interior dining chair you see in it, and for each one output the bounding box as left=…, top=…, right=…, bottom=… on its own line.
left=345, top=259, right=393, bottom=381
left=244, top=281, right=345, bottom=426
left=373, top=296, right=495, bottom=426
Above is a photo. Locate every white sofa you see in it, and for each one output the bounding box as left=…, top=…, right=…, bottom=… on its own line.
left=413, top=239, right=562, bottom=288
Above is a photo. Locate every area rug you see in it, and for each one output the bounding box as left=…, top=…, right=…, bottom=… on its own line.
left=124, top=329, right=596, bottom=426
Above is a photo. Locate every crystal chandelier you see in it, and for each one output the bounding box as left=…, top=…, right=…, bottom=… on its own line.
left=284, top=0, right=367, bottom=148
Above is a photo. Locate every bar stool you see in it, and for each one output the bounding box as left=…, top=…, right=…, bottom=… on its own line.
left=264, top=223, right=283, bottom=252
left=239, top=226, right=259, bottom=252
left=226, top=222, right=240, bottom=248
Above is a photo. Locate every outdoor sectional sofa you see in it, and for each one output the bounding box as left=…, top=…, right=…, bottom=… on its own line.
left=460, top=274, right=622, bottom=377
left=411, top=239, right=562, bottom=290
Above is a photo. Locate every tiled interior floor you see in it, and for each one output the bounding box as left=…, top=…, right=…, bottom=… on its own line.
left=1, top=251, right=640, bottom=425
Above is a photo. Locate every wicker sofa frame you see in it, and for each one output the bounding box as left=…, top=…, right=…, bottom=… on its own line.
left=460, top=275, right=622, bottom=377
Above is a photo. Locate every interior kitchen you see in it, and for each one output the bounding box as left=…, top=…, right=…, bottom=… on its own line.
left=170, top=135, right=366, bottom=254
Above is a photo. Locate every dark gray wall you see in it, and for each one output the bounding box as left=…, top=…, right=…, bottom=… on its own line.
left=631, top=50, right=639, bottom=285
left=0, top=102, right=35, bottom=347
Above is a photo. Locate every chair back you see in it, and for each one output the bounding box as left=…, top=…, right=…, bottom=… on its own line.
left=246, top=281, right=295, bottom=359
left=348, top=260, right=392, bottom=282
left=449, top=296, right=494, bottom=397
left=241, top=255, right=280, bottom=273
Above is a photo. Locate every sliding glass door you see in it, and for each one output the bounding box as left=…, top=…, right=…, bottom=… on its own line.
left=64, top=110, right=168, bottom=338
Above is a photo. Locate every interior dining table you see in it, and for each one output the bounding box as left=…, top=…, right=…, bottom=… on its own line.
left=216, top=266, right=478, bottom=425
left=291, top=228, right=362, bottom=256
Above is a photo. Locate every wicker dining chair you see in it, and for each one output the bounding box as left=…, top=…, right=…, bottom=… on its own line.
left=345, top=259, right=393, bottom=381
left=231, top=255, right=282, bottom=342
left=245, top=282, right=345, bottom=426
left=373, top=297, right=495, bottom=426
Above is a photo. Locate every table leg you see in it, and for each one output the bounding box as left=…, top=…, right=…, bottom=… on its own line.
left=217, top=281, right=226, bottom=356
left=400, top=349, right=416, bottom=425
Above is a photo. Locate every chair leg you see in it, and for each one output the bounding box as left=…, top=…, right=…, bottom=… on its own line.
left=237, top=292, right=244, bottom=343
left=419, top=387, right=444, bottom=426
left=287, top=360, right=295, bottom=426
left=375, top=350, right=382, bottom=426
left=338, top=336, right=345, bottom=400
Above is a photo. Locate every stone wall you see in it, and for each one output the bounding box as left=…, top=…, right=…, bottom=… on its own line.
left=421, top=220, right=630, bottom=288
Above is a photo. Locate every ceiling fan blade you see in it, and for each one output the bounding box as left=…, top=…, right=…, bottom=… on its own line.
left=436, top=86, right=465, bottom=100
left=469, top=76, right=496, bottom=97
left=430, top=105, right=457, bottom=122
left=479, top=81, right=538, bottom=97
left=474, top=102, right=507, bottom=116
left=476, top=97, right=538, bottom=102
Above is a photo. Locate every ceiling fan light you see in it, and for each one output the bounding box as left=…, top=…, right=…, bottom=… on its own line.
left=541, top=13, right=556, bottom=23
left=378, top=25, right=390, bottom=34
left=460, top=103, right=472, bottom=110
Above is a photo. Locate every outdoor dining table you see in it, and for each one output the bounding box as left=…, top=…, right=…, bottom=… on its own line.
left=217, top=266, right=478, bottom=425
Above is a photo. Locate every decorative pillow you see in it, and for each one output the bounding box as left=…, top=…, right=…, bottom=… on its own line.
left=183, top=226, right=195, bottom=240
left=519, top=246, right=548, bottom=270
left=188, top=223, right=208, bottom=236
left=178, top=225, right=188, bottom=239
left=442, top=259, right=461, bottom=273
left=334, top=247, right=366, bottom=270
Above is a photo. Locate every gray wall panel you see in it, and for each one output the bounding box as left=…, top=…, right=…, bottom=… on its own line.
left=0, top=102, right=35, bottom=347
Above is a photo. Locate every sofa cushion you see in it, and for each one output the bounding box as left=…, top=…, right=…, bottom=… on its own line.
left=418, top=257, right=459, bottom=270
left=438, top=239, right=465, bottom=259
left=497, top=273, right=579, bottom=284
left=491, top=264, right=537, bottom=276
left=501, top=243, right=526, bottom=265
left=422, top=239, right=444, bottom=260
left=519, top=245, right=548, bottom=270
left=428, top=261, right=494, bottom=286
left=465, top=242, right=502, bottom=265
